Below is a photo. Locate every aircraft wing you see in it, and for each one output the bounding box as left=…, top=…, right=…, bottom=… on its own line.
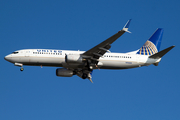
left=78, top=19, right=131, bottom=83
left=82, top=19, right=131, bottom=63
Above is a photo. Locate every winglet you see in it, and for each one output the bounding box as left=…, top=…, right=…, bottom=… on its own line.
left=123, top=19, right=132, bottom=33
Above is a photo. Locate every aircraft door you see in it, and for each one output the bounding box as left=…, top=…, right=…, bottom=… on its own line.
left=136, top=54, right=139, bottom=63
left=136, top=55, right=143, bottom=63
left=136, top=54, right=144, bottom=67
left=25, top=50, right=30, bottom=57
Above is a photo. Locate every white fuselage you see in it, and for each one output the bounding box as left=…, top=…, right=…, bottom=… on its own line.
left=4, top=49, right=161, bottom=69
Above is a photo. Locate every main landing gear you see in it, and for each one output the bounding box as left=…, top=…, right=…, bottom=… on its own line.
left=86, top=60, right=93, bottom=71
left=82, top=73, right=88, bottom=79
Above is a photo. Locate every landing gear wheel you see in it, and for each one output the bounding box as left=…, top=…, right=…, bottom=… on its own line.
left=82, top=73, right=88, bottom=79
left=20, top=67, right=24, bottom=71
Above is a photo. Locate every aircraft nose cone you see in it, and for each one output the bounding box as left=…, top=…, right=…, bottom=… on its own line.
left=4, top=56, right=8, bottom=61
left=4, top=55, right=11, bottom=62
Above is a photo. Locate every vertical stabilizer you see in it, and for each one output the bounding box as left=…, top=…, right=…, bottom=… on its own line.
left=137, top=28, right=164, bottom=55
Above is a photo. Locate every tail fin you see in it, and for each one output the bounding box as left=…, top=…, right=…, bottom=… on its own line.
left=137, top=28, right=164, bottom=55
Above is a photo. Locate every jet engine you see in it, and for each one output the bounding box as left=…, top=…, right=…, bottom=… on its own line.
left=56, top=68, right=74, bottom=77
left=65, top=54, right=84, bottom=63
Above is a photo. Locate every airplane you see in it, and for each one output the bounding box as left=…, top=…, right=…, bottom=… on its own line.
left=4, top=19, right=175, bottom=83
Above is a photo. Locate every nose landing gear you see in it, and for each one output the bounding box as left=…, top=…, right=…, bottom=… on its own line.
left=20, top=67, right=24, bottom=71
left=14, top=63, right=24, bottom=71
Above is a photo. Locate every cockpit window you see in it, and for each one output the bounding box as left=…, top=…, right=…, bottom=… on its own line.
left=12, top=52, right=19, bottom=54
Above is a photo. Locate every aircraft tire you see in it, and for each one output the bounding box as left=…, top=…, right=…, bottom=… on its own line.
left=20, top=68, right=24, bottom=71
left=82, top=73, right=87, bottom=79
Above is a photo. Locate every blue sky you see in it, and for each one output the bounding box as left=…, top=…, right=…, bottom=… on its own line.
left=1, top=0, right=180, bottom=120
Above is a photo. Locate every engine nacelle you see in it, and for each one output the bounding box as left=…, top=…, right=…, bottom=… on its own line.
left=65, top=54, right=84, bottom=63
left=56, top=68, right=74, bottom=77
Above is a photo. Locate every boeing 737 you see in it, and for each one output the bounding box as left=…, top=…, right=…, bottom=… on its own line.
left=4, top=20, right=175, bottom=83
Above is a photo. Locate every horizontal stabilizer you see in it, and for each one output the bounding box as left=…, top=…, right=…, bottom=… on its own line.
left=149, top=45, right=175, bottom=59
